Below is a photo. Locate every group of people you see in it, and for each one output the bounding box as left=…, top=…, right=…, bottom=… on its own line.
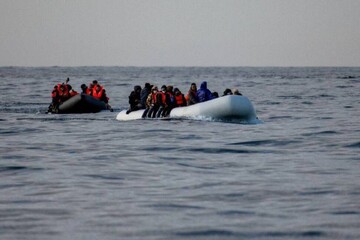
left=48, top=78, right=112, bottom=112
left=126, top=81, right=242, bottom=118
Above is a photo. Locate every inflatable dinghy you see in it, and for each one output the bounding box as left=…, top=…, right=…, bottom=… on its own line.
left=116, top=95, right=261, bottom=123
left=49, top=93, right=107, bottom=114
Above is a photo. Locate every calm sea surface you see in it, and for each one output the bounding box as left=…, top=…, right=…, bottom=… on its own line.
left=0, top=67, right=359, bottom=239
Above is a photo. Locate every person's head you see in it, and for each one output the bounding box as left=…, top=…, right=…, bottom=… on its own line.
left=144, top=83, right=151, bottom=89
left=134, top=85, right=141, bottom=93
left=92, top=80, right=98, bottom=85
left=81, top=84, right=87, bottom=90
left=212, top=92, right=219, bottom=98
left=200, top=81, right=207, bottom=89
left=151, top=86, right=158, bottom=93
left=161, top=85, right=167, bottom=93
left=190, top=83, right=197, bottom=91
left=223, top=88, right=232, bottom=95
left=174, top=88, right=181, bottom=95
left=233, top=88, right=241, bottom=95
left=54, top=85, right=58, bottom=89
left=166, top=85, right=173, bottom=93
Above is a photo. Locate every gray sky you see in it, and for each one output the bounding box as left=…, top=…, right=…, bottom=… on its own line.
left=0, top=0, right=359, bottom=67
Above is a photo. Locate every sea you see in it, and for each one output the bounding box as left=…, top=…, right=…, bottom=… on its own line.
left=0, top=67, right=359, bottom=240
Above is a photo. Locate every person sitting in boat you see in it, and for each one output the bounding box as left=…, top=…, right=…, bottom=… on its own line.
left=67, top=85, right=78, bottom=97
left=223, top=88, right=233, bottom=96
left=212, top=92, right=219, bottom=98
left=141, top=86, right=156, bottom=118
left=174, top=88, right=187, bottom=107
left=48, top=85, right=60, bottom=112
left=233, top=88, right=242, bottom=95
left=186, top=83, right=199, bottom=106
left=126, top=85, right=142, bottom=114
left=58, top=84, right=71, bottom=102
left=161, top=85, right=176, bottom=117
left=92, top=83, right=113, bottom=111
left=80, top=84, right=88, bottom=94
left=197, top=81, right=214, bottom=103
left=145, top=86, right=162, bottom=118
left=140, top=83, right=152, bottom=108
left=87, top=83, right=94, bottom=95
left=156, top=85, right=171, bottom=117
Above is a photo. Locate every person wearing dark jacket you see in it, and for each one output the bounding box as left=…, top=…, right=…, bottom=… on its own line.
left=197, top=81, right=213, bottom=102
left=126, top=85, right=142, bottom=114
left=140, top=83, right=151, bottom=108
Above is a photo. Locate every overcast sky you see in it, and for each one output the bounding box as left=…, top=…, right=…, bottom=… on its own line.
left=0, top=0, right=359, bottom=67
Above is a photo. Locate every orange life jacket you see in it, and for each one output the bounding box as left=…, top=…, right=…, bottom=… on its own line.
left=160, top=92, right=167, bottom=104
left=92, top=86, right=104, bottom=99
left=86, top=88, right=92, bottom=95
left=151, top=92, right=158, bottom=104
left=70, top=90, right=78, bottom=97
left=175, top=94, right=185, bottom=106
left=51, top=89, right=58, bottom=98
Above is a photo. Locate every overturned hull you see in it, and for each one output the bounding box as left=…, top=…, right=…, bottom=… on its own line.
left=52, top=94, right=107, bottom=114
left=116, top=95, right=261, bottom=123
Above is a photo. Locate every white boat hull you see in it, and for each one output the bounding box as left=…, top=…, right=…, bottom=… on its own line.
left=116, top=95, right=261, bottom=123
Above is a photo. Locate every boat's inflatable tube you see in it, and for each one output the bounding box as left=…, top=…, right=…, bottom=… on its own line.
left=116, top=95, right=261, bottom=123
left=56, top=94, right=107, bottom=113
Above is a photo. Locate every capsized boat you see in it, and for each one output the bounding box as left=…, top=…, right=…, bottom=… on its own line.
left=116, top=95, right=261, bottom=123
left=48, top=93, right=108, bottom=114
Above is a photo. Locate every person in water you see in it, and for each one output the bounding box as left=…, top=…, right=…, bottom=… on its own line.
left=186, top=83, right=199, bottom=106
left=197, top=81, right=213, bottom=102
left=126, top=85, right=142, bottom=114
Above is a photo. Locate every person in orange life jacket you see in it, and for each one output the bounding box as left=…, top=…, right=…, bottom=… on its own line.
left=51, top=85, right=60, bottom=104
left=92, top=84, right=107, bottom=102
left=92, top=84, right=113, bottom=111
left=126, top=85, right=142, bottom=114
left=186, top=83, right=199, bottom=106
left=67, top=85, right=78, bottom=97
left=174, top=88, right=187, bottom=107
left=145, top=86, right=162, bottom=118
left=87, top=83, right=94, bottom=95
left=160, top=85, right=176, bottom=117
left=47, top=85, right=60, bottom=113
left=58, top=84, right=71, bottom=102
left=156, top=85, right=171, bottom=118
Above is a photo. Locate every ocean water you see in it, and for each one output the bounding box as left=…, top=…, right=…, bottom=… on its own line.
left=0, top=67, right=359, bottom=240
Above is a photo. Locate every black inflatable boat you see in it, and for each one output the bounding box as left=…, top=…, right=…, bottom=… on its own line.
left=48, top=94, right=107, bottom=114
